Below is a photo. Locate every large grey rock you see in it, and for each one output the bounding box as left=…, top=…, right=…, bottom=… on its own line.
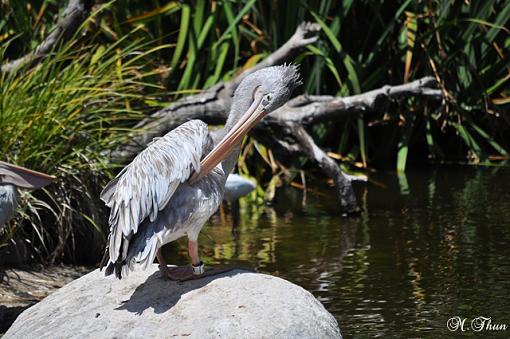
left=5, top=265, right=342, bottom=338
left=0, top=265, right=90, bottom=333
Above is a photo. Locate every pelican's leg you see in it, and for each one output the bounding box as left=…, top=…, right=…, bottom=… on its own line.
left=156, top=241, right=204, bottom=280
left=188, top=240, right=204, bottom=275
left=158, top=239, right=232, bottom=281
left=156, top=248, right=173, bottom=278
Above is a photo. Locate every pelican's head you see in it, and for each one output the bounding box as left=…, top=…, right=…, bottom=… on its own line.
left=190, top=65, right=301, bottom=183
left=231, top=64, right=302, bottom=119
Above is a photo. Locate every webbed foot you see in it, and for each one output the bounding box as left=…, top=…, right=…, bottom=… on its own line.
left=159, top=264, right=234, bottom=282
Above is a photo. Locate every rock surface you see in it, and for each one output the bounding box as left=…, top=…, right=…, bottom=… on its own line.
left=0, top=265, right=90, bottom=333
left=4, top=265, right=342, bottom=338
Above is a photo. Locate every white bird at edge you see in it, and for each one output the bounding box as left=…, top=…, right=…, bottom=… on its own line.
left=100, top=65, right=301, bottom=280
left=224, top=174, right=256, bottom=203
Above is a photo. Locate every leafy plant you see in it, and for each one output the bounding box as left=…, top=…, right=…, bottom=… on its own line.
left=0, top=25, right=166, bottom=263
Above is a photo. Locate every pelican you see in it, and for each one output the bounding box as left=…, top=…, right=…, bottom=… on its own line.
left=100, top=65, right=301, bottom=280
left=0, top=161, right=55, bottom=229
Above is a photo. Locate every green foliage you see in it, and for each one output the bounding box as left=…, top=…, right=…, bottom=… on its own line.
left=300, top=0, right=510, bottom=170
left=0, top=23, right=163, bottom=263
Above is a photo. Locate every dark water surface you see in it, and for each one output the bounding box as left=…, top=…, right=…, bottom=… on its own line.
left=164, top=166, right=510, bottom=338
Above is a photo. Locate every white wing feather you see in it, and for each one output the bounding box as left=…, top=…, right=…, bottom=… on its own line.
left=100, top=120, right=209, bottom=263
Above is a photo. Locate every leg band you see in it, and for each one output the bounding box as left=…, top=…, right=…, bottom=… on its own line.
left=192, top=261, right=204, bottom=275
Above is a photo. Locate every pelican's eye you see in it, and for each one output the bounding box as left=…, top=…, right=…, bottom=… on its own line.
left=261, top=93, right=273, bottom=107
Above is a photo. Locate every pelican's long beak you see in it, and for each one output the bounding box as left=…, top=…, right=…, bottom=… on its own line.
left=190, top=89, right=265, bottom=184
left=0, top=161, right=56, bottom=189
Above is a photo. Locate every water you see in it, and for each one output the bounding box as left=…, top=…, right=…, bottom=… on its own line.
left=163, top=166, right=510, bottom=338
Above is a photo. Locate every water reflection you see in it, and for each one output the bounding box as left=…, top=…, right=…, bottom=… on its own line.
left=162, top=166, right=510, bottom=338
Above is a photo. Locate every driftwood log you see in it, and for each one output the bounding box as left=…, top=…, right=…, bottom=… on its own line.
left=112, top=22, right=442, bottom=214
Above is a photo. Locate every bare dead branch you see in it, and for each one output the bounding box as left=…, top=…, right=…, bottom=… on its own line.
left=271, top=76, right=442, bottom=124
left=231, top=22, right=322, bottom=87
left=112, top=22, right=322, bottom=160
left=291, top=124, right=360, bottom=214
left=249, top=119, right=360, bottom=214
left=0, top=0, right=93, bottom=73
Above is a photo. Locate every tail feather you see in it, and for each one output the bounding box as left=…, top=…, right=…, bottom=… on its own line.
left=100, top=236, right=130, bottom=280
left=102, top=258, right=126, bottom=279
left=99, top=244, right=109, bottom=271
left=100, top=232, right=158, bottom=279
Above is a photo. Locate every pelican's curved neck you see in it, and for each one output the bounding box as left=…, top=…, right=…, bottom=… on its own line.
left=220, top=143, right=242, bottom=178
left=218, top=95, right=254, bottom=177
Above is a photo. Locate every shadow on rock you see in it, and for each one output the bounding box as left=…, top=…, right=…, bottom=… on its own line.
left=115, top=268, right=249, bottom=315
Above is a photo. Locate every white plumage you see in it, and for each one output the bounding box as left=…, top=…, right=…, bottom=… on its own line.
left=100, top=120, right=211, bottom=264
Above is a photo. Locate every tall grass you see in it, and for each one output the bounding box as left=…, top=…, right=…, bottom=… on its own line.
left=0, top=24, right=167, bottom=263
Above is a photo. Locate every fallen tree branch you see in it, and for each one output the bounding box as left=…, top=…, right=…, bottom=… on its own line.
left=272, top=76, right=442, bottom=124
left=248, top=120, right=360, bottom=213
left=231, top=22, right=321, bottom=87
left=0, top=0, right=93, bottom=73
left=112, top=22, right=443, bottom=215
left=292, top=125, right=359, bottom=214
left=114, top=21, right=323, bottom=160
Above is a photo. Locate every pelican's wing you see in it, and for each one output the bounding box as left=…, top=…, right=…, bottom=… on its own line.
left=100, top=120, right=210, bottom=263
